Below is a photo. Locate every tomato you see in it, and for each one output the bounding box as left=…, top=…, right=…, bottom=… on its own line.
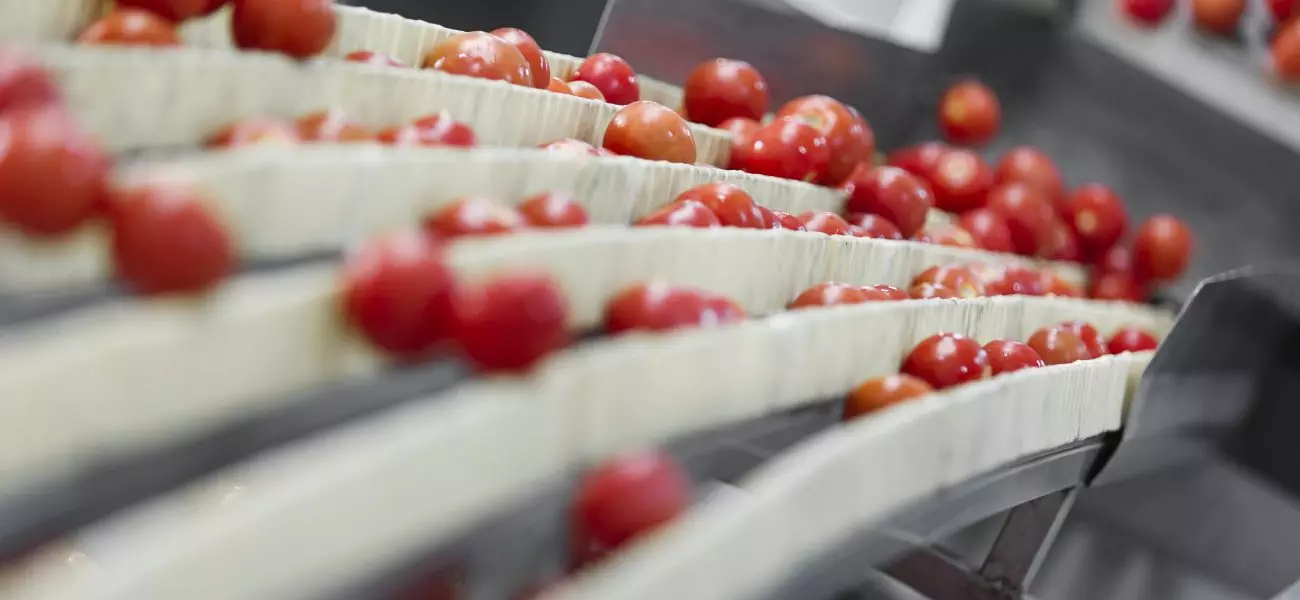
left=601, top=101, right=696, bottom=164
left=958, top=208, right=1014, bottom=253
left=887, top=142, right=948, bottom=179
left=1132, top=214, right=1193, bottom=282
left=1058, top=320, right=1105, bottom=358
left=1041, top=271, right=1084, bottom=297
left=570, top=53, right=639, bottom=105
left=769, top=210, right=806, bottom=231
left=938, top=80, right=1000, bottom=146
left=1269, top=0, right=1299, bottom=22
left=984, top=182, right=1056, bottom=257
left=545, top=76, right=571, bottom=94
left=925, top=149, right=993, bottom=213
left=1107, top=326, right=1159, bottom=354
left=844, top=374, right=933, bottom=420
left=910, top=282, right=960, bottom=299
left=913, top=223, right=978, bottom=249
left=295, top=109, right=371, bottom=142
left=1048, top=218, right=1081, bottom=262
left=490, top=28, right=550, bottom=88
left=77, top=9, right=181, bottom=46
left=1063, top=183, right=1126, bottom=256
left=452, top=273, right=569, bottom=372
left=538, top=137, right=604, bottom=157
left=849, top=214, right=904, bottom=240
left=231, top=0, right=336, bottom=60
left=206, top=118, right=300, bottom=148
left=984, top=340, right=1046, bottom=375
left=994, top=146, right=1064, bottom=209
left=517, top=192, right=588, bottom=228
left=864, top=284, right=910, bottom=301
left=682, top=59, right=768, bottom=127
left=911, top=265, right=985, bottom=298
left=0, top=50, right=61, bottom=115
left=1089, top=271, right=1148, bottom=302
left=716, top=117, right=760, bottom=141
left=0, top=108, right=110, bottom=237
left=570, top=450, right=690, bottom=566
left=604, top=282, right=744, bottom=334
left=775, top=95, right=873, bottom=186
left=983, top=266, right=1046, bottom=297
left=566, top=81, right=606, bottom=101
left=840, top=165, right=933, bottom=238
left=344, top=50, right=404, bottom=67
left=1192, top=0, right=1244, bottom=34
left=116, top=0, right=227, bottom=22
left=341, top=231, right=456, bottom=359
left=799, top=211, right=853, bottom=236
left=669, top=182, right=760, bottom=228
left=378, top=112, right=476, bottom=148
left=728, top=117, right=830, bottom=182
left=423, top=197, right=525, bottom=239
left=635, top=200, right=721, bottom=228
left=1121, top=0, right=1175, bottom=25
left=1027, top=325, right=1092, bottom=365
left=788, top=282, right=872, bottom=309
left=1094, top=244, right=1136, bottom=276
left=422, top=31, right=532, bottom=86
left=901, top=332, right=990, bottom=390
left=1274, top=18, right=1300, bottom=82
left=108, top=185, right=234, bottom=296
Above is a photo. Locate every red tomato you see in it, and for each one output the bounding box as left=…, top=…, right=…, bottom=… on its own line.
left=1107, top=326, right=1160, bottom=354
left=886, top=142, right=948, bottom=178
left=108, top=185, right=234, bottom=296
left=422, top=31, right=532, bottom=86
left=452, top=273, right=569, bottom=372
left=799, top=211, right=853, bottom=236
left=1094, top=245, right=1136, bottom=276
left=901, top=332, right=990, bottom=390
left=1274, top=18, right=1300, bottom=82
left=994, top=146, right=1064, bottom=209
left=984, top=340, right=1046, bottom=375
left=604, top=282, right=744, bottom=334
left=682, top=59, right=768, bottom=127
left=601, top=101, right=696, bottom=164
left=911, top=265, right=985, bottom=298
left=983, top=266, right=1047, bottom=297
left=378, top=112, right=476, bottom=148
left=116, top=0, right=227, bottom=21
left=769, top=210, right=806, bottom=231
left=844, top=374, right=933, bottom=420
left=1048, top=218, right=1081, bottom=262
left=1132, top=214, right=1194, bottom=283
left=984, top=182, right=1056, bottom=257
left=841, top=165, right=934, bottom=238
left=1269, top=0, right=1299, bottom=22
left=635, top=200, right=721, bottom=228
left=1063, top=184, right=1127, bottom=256
left=517, top=192, right=588, bottom=228
left=0, top=108, right=110, bottom=237
left=728, top=117, right=830, bottom=182
left=77, top=9, right=181, bottom=46
left=570, top=450, right=690, bottom=564
left=788, top=282, right=871, bottom=309
left=567, top=81, right=606, bottom=101
left=1089, top=271, right=1148, bottom=302
left=849, top=214, right=904, bottom=240
left=206, top=118, right=300, bottom=148
left=538, top=138, right=604, bottom=157
left=909, top=282, right=960, bottom=299
left=1059, top=320, right=1106, bottom=358
left=341, top=231, right=456, bottom=359
left=925, top=149, right=993, bottom=213
left=546, top=76, right=572, bottom=94
left=775, top=95, right=873, bottom=186
left=231, top=0, right=336, bottom=60
left=865, top=284, right=910, bottom=301
left=295, top=109, right=371, bottom=142
left=958, top=208, right=1014, bottom=254
left=938, top=80, right=1000, bottom=146
left=1042, top=271, right=1084, bottom=297
left=1027, top=325, right=1092, bottom=365
left=674, top=182, right=763, bottom=228
left=570, top=53, right=639, bottom=105
left=423, top=197, right=525, bottom=239
left=490, top=28, right=551, bottom=88
left=0, top=50, right=61, bottom=115
left=344, top=50, right=405, bottom=67
left=1192, top=0, right=1244, bottom=34
left=1121, top=0, right=1175, bottom=26
left=716, top=117, right=760, bottom=141
left=913, top=223, right=978, bottom=249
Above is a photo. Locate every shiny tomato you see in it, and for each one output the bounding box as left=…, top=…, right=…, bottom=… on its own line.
left=913, top=223, right=978, bottom=249
left=1192, top=0, right=1244, bottom=34
left=983, top=266, right=1047, bottom=297
left=1063, top=184, right=1126, bottom=256
left=423, top=197, right=525, bottom=239
left=1269, top=0, right=1299, bottom=21
left=570, top=450, right=690, bottom=565
left=1107, top=326, right=1160, bottom=354
left=567, top=81, right=606, bottom=101
left=984, top=340, right=1046, bottom=375
left=490, top=28, right=551, bottom=88
left=452, top=273, right=569, bottom=372
left=788, top=282, right=871, bottom=309
left=341, top=231, right=456, bottom=359
left=634, top=200, right=721, bottom=228
left=769, top=210, right=806, bottom=231
left=887, top=142, right=948, bottom=179
left=378, top=112, right=476, bottom=148
left=206, top=118, right=300, bottom=148
left=901, top=332, right=990, bottom=390
left=958, top=208, right=1014, bottom=253
left=0, top=108, right=110, bottom=237
left=984, top=182, right=1056, bottom=257
left=994, top=146, right=1064, bottom=209
left=77, top=9, right=181, bottom=46
left=841, top=165, right=934, bottom=238
left=849, top=214, right=904, bottom=240
left=604, top=282, right=744, bottom=334
left=682, top=59, right=768, bottom=126
left=1274, top=18, right=1300, bottom=82
left=775, top=95, right=873, bottom=186
left=1041, top=271, right=1084, bottom=297
left=938, top=80, right=1000, bottom=146
left=1048, top=218, right=1081, bottom=262
left=925, top=148, right=993, bottom=214
left=344, top=50, right=405, bottom=67
left=1121, top=0, right=1175, bottom=25
left=422, top=31, right=532, bottom=86
left=517, top=192, right=588, bottom=228
left=538, top=137, right=604, bottom=157
left=1089, top=271, right=1148, bottom=302
left=716, top=117, right=760, bottom=141
left=601, top=101, right=696, bottom=164
left=799, top=211, right=853, bottom=236
left=570, top=53, right=639, bottom=105
left=108, top=185, right=234, bottom=296
left=911, top=265, right=985, bottom=298
left=910, top=282, right=960, bottom=299
left=844, top=374, right=933, bottom=420
left=1059, top=320, right=1106, bottom=358
left=231, top=0, right=337, bottom=60
left=0, top=50, right=61, bottom=115
left=728, top=117, right=830, bottom=182
left=1027, top=325, right=1092, bottom=365
left=295, top=109, right=371, bottom=142
left=673, top=182, right=763, bottom=228
left=116, top=0, right=227, bottom=21
left=546, top=76, right=571, bottom=94
left=864, top=284, right=910, bottom=301
left=1132, top=214, right=1193, bottom=282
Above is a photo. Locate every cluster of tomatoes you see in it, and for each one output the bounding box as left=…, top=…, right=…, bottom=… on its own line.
left=76, top=0, right=338, bottom=59
left=788, top=263, right=1082, bottom=310
left=425, top=194, right=590, bottom=237
left=1120, top=0, right=1300, bottom=81
left=207, top=108, right=477, bottom=148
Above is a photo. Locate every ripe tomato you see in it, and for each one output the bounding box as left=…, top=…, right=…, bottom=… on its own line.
left=849, top=214, right=904, bottom=240
left=1132, top=214, right=1193, bottom=282
left=0, top=108, right=110, bottom=237
left=570, top=450, right=690, bottom=565
left=673, top=182, right=762, bottom=228
left=925, top=149, right=993, bottom=214
left=601, top=101, right=696, bottom=164
left=1107, top=326, right=1159, bottom=354
left=1027, top=325, right=1092, bottom=365
left=1048, top=218, right=1081, bottom=262
left=517, top=192, right=588, bottom=228
left=1094, top=244, right=1136, bottom=276
left=788, top=282, right=872, bottom=309
left=1059, top=320, right=1106, bottom=358
left=0, top=50, right=61, bottom=115
left=422, top=31, right=532, bottom=86
left=682, top=59, right=768, bottom=127
left=206, top=118, right=300, bottom=148
left=1121, top=0, right=1175, bottom=26
left=728, top=117, right=830, bottom=182
left=490, top=28, right=551, bottom=88
left=115, top=0, right=227, bottom=21
left=984, top=340, right=1046, bottom=375
left=344, top=50, right=404, bottom=67
left=910, top=282, right=960, bottom=299
left=913, top=223, right=978, bottom=249
left=1269, top=0, right=1299, bottom=22
left=108, top=185, right=234, bottom=296
left=452, top=273, right=569, bottom=372
left=423, top=197, right=525, bottom=239
left=546, top=76, right=571, bottom=94
left=1041, top=271, right=1084, bottom=297
left=378, top=112, right=476, bottom=148
left=775, top=95, right=873, bottom=186
left=538, top=137, right=604, bottom=157
left=799, top=211, right=853, bottom=236
left=983, top=266, right=1047, bottom=296
left=844, top=374, right=933, bottom=420
left=341, top=231, right=456, bottom=359
left=1089, top=271, right=1148, bottom=302
left=938, top=80, right=1000, bottom=146
left=901, top=332, right=990, bottom=390
left=887, top=142, right=948, bottom=179
left=1192, top=0, right=1244, bottom=34
left=958, top=208, right=1014, bottom=254
left=570, top=53, right=639, bottom=105
left=716, top=117, right=760, bottom=141
left=1274, top=18, right=1300, bottom=82
left=635, top=200, right=721, bottom=228
left=231, top=0, right=337, bottom=60
left=984, top=182, right=1056, bottom=257
left=604, top=282, right=744, bottom=334
left=295, top=109, right=371, bottom=142
left=911, top=265, right=985, bottom=298
left=864, top=284, right=910, bottom=301
left=769, top=210, right=806, bottom=231
left=1063, top=183, right=1126, bottom=256
left=994, top=146, right=1064, bottom=209
left=841, top=165, right=934, bottom=238
left=77, top=9, right=181, bottom=46
left=567, top=81, right=606, bottom=101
